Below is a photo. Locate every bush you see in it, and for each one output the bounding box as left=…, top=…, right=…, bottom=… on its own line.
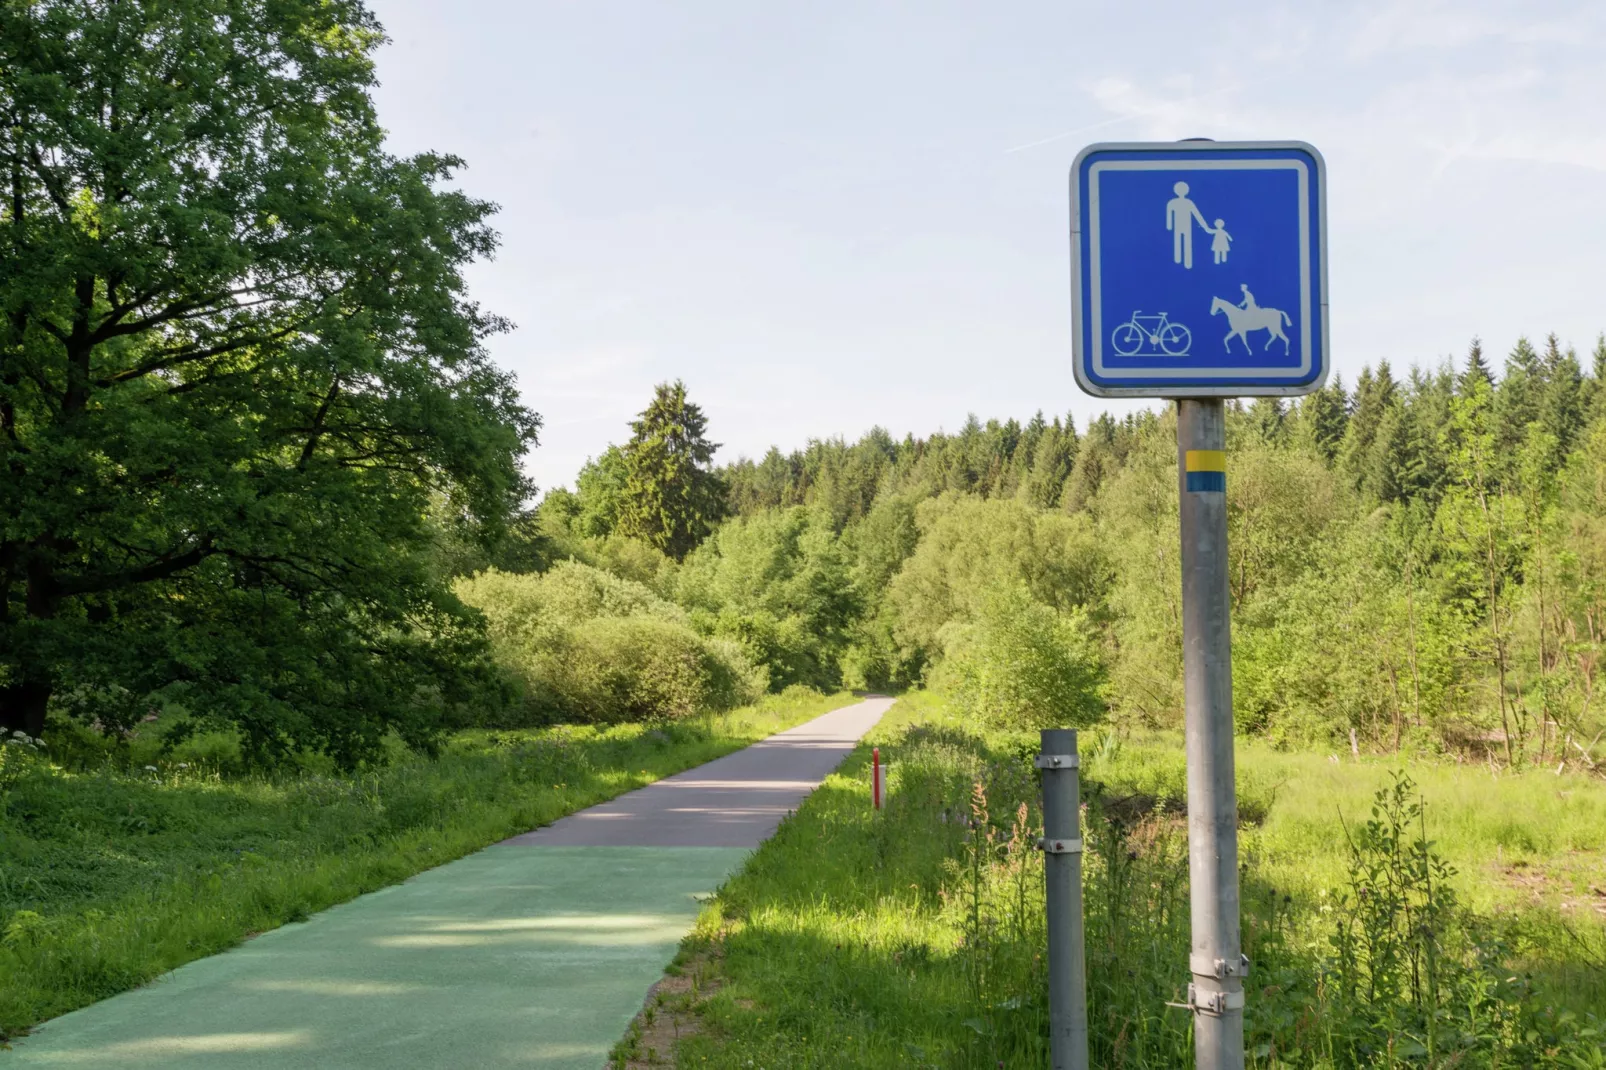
left=886, top=496, right=1108, bottom=659
left=0, top=732, right=47, bottom=796
left=938, top=586, right=1105, bottom=731
left=454, top=564, right=764, bottom=724
left=543, top=618, right=764, bottom=723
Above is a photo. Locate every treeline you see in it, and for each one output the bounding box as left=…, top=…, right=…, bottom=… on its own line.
left=488, top=334, right=1606, bottom=767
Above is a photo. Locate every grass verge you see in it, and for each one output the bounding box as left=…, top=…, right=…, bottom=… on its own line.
left=662, top=692, right=1606, bottom=1068
left=0, top=688, right=853, bottom=1041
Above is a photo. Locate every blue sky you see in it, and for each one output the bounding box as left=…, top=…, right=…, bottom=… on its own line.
left=366, top=1, right=1606, bottom=492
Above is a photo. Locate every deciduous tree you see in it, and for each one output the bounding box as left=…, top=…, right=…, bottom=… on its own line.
left=0, top=0, right=537, bottom=759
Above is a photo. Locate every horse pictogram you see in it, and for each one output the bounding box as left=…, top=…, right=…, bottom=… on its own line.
left=1210, top=296, right=1292, bottom=354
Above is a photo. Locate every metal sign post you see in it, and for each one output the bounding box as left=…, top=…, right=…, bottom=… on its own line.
left=1177, top=401, right=1245, bottom=1065
left=1038, top=730, right=1088, bottom=1070
left=1069, top=140, right=1328, bottom=1070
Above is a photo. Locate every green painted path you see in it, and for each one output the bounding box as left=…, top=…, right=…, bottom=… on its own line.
left=3, top=698, right=892, bottom=1069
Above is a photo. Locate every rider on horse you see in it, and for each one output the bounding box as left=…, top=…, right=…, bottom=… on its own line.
left=1238, top=284, right=1259, bottom=311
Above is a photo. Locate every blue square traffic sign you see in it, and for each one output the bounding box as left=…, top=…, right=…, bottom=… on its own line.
left=1071, top=141, right=1328, bottom=397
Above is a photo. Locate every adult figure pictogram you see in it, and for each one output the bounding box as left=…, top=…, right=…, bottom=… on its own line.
left=1166, top=181, right=1210, bottom=268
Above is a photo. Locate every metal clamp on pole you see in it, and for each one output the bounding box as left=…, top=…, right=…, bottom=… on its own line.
left=1040, top=728, right=1089, bottom=1070
left=1034, top=753, right=1080, bottom=769
left=1185, top=984, right=1247, bottom=1016
left=1190, top=953, right=1251, bottom=979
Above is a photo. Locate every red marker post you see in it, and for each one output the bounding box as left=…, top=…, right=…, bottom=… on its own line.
left=872, top=747, right=883, bottom=810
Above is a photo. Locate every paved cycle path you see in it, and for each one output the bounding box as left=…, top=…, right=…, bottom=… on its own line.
left=3, top=698, right=892, bottom=1069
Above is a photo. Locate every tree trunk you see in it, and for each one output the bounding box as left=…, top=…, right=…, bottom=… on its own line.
left=0, top=676, right=51, bottom=738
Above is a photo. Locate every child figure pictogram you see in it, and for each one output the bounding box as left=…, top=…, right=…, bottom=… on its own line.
left=1210, top=219, right=1232, bottom=264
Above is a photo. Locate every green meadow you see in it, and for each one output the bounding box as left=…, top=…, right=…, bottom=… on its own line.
left=660, top=693, right=1606, bottom=1069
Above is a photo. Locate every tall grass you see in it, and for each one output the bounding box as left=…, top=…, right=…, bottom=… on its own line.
left=670, top=693, right=1606, bottom=1068
left=0, top=689, right=851, bottom=1040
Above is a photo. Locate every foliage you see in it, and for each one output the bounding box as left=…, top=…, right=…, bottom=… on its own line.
left=0, top=731, right=45, bottom=795
left=885, top=495, right=1108, bottom=658
left=1314, top=772, right=1572, bottom=1064
left=0, top=0, right=538, bottom=763
left=676, top=507, right=859, bottom=690
left=455, top=564, right=764, bottom=724
left=0, top=689, right=851, bottom=1040
left=939, top=586, right=1105, bottom=731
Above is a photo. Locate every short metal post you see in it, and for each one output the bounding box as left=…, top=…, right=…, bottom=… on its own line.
left=1039, top=729, right=1088, bottom=1069
left=872, top=747, right=883, bottom=810
left=1177, top=399, right=1245, bottom=1069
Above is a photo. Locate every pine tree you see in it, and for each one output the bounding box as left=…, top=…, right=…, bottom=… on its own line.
left=616, top=381, right=727, bottom=559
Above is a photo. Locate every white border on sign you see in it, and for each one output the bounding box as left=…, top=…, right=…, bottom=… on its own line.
left=1069, top=140, right=1330, bottom=399
left=1088, top=160, right=1310, bottom=379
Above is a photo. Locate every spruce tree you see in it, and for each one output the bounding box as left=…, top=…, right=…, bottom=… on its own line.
left=1340, top=364, right=1397, bottom=487
left=1459, top=336, right=1494, bottom=396
left=1540, top=333, right=1584, bottom=457
left=1294, top=376, right=1348, bottom=463
left=1496, top=336, right=1544, bottom=458
left=1248, top=398, right=1287, bottom=444
left=1586, top=333, right=1606, bottom=420
left=1366, top=397, right=1436, bottom=504
left=1022, top=416, right=1078, bottom=509
left=617, top=381, right=727, bottom=559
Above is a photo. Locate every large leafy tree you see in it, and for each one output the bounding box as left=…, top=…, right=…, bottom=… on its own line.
left=0, top=0, right=539, bottom=761
left=616, top=381, right=724, bottom=559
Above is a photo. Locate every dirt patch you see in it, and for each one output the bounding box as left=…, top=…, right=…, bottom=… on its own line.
left=1494, top=851, right=1606, bottom=920
left=610, top=948, right=723, bottom=1068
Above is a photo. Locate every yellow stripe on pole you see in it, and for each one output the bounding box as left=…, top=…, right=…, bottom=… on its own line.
left=1184, top=450, right=1226, bottom=473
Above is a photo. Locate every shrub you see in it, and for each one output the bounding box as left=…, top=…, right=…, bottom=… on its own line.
left=939, top=586, right=1105, bottom=731
left=886, top=496, right=1109, bottom=659
left=0, top=732, right=47, bottom=796
left=454, top=564, right=764, bottom=724
left=542, top=618, right=764, bottom=723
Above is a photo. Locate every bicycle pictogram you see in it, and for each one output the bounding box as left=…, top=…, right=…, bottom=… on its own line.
left=1111, top=311, right=1192, bottom=356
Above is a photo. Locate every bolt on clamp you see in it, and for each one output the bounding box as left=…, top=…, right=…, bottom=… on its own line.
left=1035, top=836, right=1083, bottom=854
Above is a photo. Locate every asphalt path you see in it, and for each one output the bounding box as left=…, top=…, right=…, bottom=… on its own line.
left=2, top=697, right=893, bottom=1069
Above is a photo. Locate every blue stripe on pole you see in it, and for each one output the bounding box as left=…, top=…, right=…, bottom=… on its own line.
left=1186, top=471, right=1226, bottom=493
